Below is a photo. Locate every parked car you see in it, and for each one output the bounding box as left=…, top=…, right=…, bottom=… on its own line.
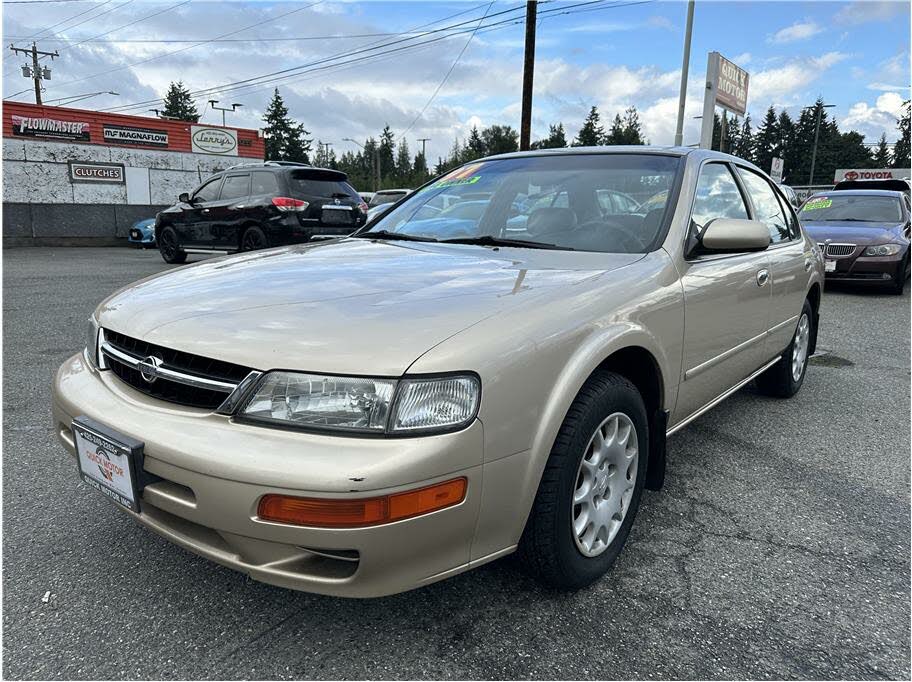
left=779, top=184, right=800, bottom=208
left=832, top=177, right=910, bottom=195
left=54, top=147, right=823, bottom=598
left=368, top=188, right=411, bottom=208
left=154, top=161, right=367, bottom=264
left=358, top=191, right=376, bottom=205
left=799, top=189, right=911, bottom=294
left=127, top=218, right=155, bottom=248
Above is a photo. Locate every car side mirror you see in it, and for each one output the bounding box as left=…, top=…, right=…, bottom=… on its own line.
left=179, top=192, right=191, bottom=204
left=699, top=218, right=770, bottom=253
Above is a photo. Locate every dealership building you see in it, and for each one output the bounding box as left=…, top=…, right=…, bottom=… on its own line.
left=2, top=101, right=265, bottom=246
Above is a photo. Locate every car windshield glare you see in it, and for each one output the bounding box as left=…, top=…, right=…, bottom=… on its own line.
left=361, top=154, right=682, bottom=253
left=799, top=195, right=903, bottom=223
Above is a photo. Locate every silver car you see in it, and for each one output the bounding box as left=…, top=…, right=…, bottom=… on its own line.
left=53, top=147, right=824, bottom=597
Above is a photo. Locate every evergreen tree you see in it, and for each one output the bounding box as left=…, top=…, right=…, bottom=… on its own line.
left=161, top=81, right=199, bottom=122
left=620, top=106, right=646, bottom=144
left=606, top=113, right=625, bottom=145
left=378, top=125, right=396, bottom=184
left=732, top=114, right=753, bottom=162
left=777, top=110, right=797, bottom=182
left=574, top=106, right=605, bottom=146
left=836, top=131, right=873, bottom=171
left=753, top=106, right=780, bottom=176
left=413, top=152, right=429, bottom=184
left=873, top=132, right=892, bottom=167
left=531, top=123, right=567, bottom=149
left=893, top=100, right=910, bottom=170
left=463, top=126, right=486, bottom=161
left=480, top=124, right=519, bottom=155
left=395, top=138, right=412, bottom=185
left=262, top=89, right=311, bottom=163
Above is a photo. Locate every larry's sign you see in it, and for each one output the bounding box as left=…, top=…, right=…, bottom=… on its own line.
left=190, top=126, right=238, bottom=155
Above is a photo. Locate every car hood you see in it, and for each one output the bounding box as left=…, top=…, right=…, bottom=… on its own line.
left=97, top=239, right=643, bottom=375
left=802, top=221, right=903, bottom=245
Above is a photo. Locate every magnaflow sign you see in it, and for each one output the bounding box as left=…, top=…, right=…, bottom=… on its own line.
left=713, top=52, right=749, bottom=115
left=68, top=161, right=125, bottom=183
left=103, top=124, right=168, bottom=147
left=834, top=168, right=905, bottom=182
left=12, top=115, right=90, bottom=142
left=190, top=125, right=238, bottom=156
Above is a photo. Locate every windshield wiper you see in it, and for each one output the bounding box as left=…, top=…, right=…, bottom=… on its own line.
left=357, top=230, right=439, bottom=243
left=439, top=235, right=574, bottom=251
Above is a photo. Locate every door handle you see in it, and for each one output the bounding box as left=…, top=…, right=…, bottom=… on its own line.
left=202, top=208, right=210, bottom=213
left=757, top=269, right=770, bottom=287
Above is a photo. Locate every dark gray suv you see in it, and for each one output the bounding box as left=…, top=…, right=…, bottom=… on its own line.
left=155, top=161, right=367, bottom=264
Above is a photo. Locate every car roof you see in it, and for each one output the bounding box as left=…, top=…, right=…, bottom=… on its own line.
left=808, top=189, right=905, bottom=198
left=376, top=188, right=411, bottom=193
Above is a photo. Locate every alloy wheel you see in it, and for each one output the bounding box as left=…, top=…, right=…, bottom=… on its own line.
left=243, top=231, right=265, bottom=250
left=791, top=313, right=810, bottom=382
left=572, top=412, right=639, bottom=557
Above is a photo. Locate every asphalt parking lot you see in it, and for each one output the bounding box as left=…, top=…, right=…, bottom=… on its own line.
left=3, top=246, right=910, bottom=680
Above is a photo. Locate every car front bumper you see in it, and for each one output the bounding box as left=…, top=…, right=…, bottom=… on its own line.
left=52, top=353, right=494, bottom=597
left=127, top=228, right=155, bottom=245
left=824, top=252, right=906, bottom=283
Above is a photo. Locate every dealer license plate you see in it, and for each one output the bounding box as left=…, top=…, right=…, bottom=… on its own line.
left=73, top=416, right=142, bottom=512
left=825, top=259, right=837, bottom=272
left=321, top=207, right=353, bottom=225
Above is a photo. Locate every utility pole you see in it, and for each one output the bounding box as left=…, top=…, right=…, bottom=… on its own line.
left=673, top=0, right=695, bottom=147
left=417, top=137, right=430, bottom=158
left=9, top=42, right=58, bottom=105
left=519, top=0, right=537, bottom=151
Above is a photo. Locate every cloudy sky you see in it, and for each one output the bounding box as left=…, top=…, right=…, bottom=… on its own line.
left=3, top=0, right=909, bottom=162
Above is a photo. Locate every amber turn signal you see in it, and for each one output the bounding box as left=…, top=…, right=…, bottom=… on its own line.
left=257, top=478, right=467, bottom=528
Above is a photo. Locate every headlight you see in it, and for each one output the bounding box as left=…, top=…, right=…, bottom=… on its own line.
left=238, top=372, right=480, bottom=435
left=864, top=244, right=901, bottom=256
left=85, top=317, right=100, bottom=368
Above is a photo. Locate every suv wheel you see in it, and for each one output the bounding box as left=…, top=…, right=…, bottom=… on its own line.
left=756, top=299, right=814, bottom=398
left=157, top=226, right=187, bottom=264
left=240, top=226, right=269, bottom=251
left=520, top=371, right=647, bottom=589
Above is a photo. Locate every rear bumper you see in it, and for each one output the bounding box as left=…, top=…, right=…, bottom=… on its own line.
left=52, top=353, right=499, bottom=597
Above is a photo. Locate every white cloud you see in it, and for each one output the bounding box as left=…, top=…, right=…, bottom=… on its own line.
left=732, top=52, right=753, bottom=66
left=749, top=52, right=849, bottom=105
left=835, top=0, right=904, bottom=25
left=768, top=20, right=823, bottom=44
left=842, top=92, right=906, bottom=141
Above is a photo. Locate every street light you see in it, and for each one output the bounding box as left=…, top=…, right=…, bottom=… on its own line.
left=343, top=137, right=380, bottom=192
left=45, top=90, right=118, bottom=106
left=803, top=102, right=835, bottom=186
left=208, top=99, right=243, bottom=126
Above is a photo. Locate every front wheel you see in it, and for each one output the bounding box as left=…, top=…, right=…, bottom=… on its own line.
left=157, top=226, right=187, bottom=264
left=520, top=371, right=648, bottom=590
left=756, top=299, right=814, bottom=398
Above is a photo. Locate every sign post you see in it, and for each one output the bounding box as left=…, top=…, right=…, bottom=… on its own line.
left=770, top=157, right=784, bottom=183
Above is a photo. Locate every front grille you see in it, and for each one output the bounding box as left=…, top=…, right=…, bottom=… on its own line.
left=825, top=243, right=856, bottom=257
left=103, top=330, right=252, bottom=409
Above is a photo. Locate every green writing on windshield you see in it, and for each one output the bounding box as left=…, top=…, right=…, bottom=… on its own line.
left=432, top=175, right=481, bottom=189
left=803, top=198, right=832, bottom=210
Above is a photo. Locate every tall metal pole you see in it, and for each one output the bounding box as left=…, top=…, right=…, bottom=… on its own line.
left=808, top=105, right=823, bottom=186
left=519, top=1, right=537, bottom=151
left=673, top=0, right=695, bottom=147
left=418, top=137, right=430, bottom=157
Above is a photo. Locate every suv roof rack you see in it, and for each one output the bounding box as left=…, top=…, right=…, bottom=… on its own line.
left=221, top=160, right=313, bottom=172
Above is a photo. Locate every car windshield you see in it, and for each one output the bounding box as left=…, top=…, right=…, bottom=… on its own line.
left=361, top=154, right=681, bottom=253
left=799, top=195, right=902, bottom=223
left=370, top=192, right=405, bottom=207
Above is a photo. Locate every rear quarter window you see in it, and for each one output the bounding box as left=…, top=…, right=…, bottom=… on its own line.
left=288, top=170, right=357, bottom=200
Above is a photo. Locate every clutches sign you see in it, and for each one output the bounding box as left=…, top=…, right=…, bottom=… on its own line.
left=12, top=115, right=90, bottom=142
left=191, top=125, right=238, bottom=156
left=68, top=161, right=125, bottom=183
left=103, top=124, right=168, bottom=147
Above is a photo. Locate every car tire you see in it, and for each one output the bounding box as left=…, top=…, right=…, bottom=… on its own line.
left=520, top=371, right=648, bottom=590
left=240, top=226, right=269, bottom=252
left=888, top=256, right=908, bottom=295
left=756, top=299, right=814, bottom=398
left=157, top=226, right=187, bottom=264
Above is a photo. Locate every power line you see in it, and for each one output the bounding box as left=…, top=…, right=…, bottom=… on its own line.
left=9, top=42, right=59, bottom=103
left=400, top=0, right=496, bottom=140
left=2, top=31, right=420, bottom=43
left=54, top=0, right=192, bottom=54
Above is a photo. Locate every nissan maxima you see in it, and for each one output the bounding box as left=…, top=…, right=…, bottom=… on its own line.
left=54, top=148, right=823, bottom=597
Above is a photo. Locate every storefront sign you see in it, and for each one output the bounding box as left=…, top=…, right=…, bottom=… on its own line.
left=190, top=125, right=238, bottom=155
left=714, top=53, right=749, bottom=116
left=834, top=168, right=901, bottom=182
left=68, top=161, right=125, bottom=183
left=103, top=124, right=168, bottom=147
left=12, top=115, right=89, bottom=142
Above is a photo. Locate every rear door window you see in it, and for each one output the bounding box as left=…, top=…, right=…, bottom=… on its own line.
left=251, top=171, right=279, bottom=196
left=220, top=174, right=250, bottom=200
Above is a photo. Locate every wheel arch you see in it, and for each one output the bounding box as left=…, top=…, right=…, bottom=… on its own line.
left=806, top=282, right=821, bottom=355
